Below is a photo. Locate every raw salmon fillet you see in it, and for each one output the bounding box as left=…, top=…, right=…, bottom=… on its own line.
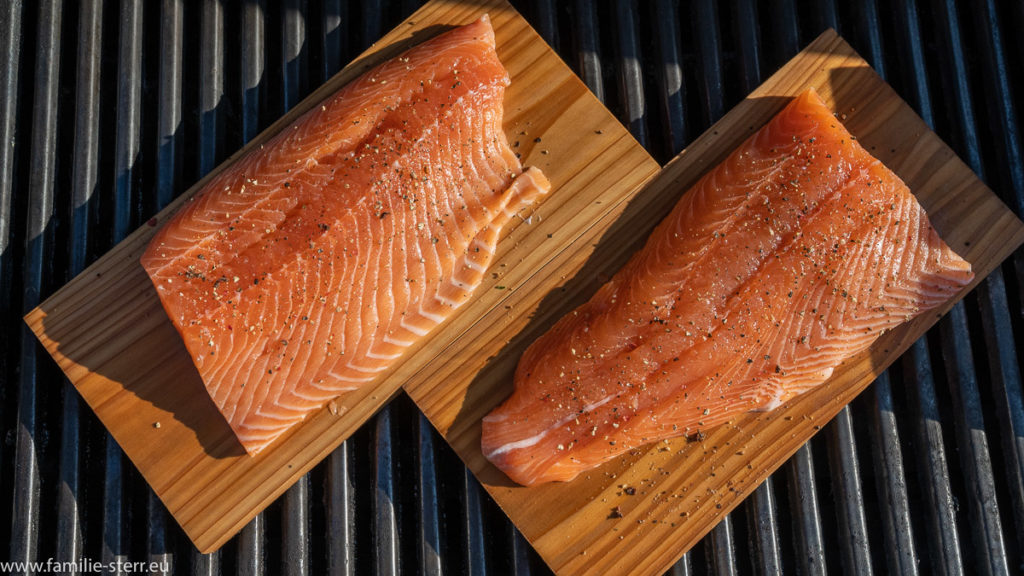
left=482, top=88, right=972, bottom=486
left=142, top=16, right=550, bottom=455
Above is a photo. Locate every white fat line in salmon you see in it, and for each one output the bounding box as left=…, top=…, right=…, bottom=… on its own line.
left=383, top=334, right=415, bottom=346
left=343, top=360, right=386, bottom=374
left=326, top=369, right=374, bottom=384
left=400, top=317, right=432, bottom=336
left=472, top=237, right=496, bottom=254
left=483, top=394, right=617, bottom=460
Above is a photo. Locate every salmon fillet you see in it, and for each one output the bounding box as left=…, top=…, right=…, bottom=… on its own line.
left=482, top=88, right=972, bottom=486
left=142, top=16, right=550, bottom=455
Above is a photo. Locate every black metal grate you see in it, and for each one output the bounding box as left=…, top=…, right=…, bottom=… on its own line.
left=2, top=1, right=1023, bottom=574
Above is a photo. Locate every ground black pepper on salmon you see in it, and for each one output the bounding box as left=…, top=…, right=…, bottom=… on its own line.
left=142, top=16, right=550, bottom=455
left=481, top=88, right=971, bottom=486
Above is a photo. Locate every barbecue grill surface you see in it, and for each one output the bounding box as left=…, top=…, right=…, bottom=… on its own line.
left=2, top=1, right=1023, bottom=574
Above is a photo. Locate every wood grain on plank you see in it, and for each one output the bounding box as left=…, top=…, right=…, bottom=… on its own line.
left=401, top=30, right=1024, bottom=576
left=24, top=0, right=660, bottom=554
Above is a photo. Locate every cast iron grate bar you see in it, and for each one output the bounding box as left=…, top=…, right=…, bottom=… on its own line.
left=746, top=475, right=782, bottom=574
left=933, top=0, right=1015, bottom=573
left=968, top=0, right=1024, bottom=563
left=571, top=0, right=602, bottom=102
left=417, top=415, right=441, bottom=576
left=54, top=0, right=102, bottom=570
left=11, top=0, right=61, bottom=574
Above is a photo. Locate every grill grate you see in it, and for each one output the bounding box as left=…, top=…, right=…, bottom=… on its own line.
left=2, top=1, right=1023, bottom=574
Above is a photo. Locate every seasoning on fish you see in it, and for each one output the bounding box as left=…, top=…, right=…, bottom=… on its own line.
left=482, top=88, right=972, bottom=486
left=142, top=16, right=550, bottom=455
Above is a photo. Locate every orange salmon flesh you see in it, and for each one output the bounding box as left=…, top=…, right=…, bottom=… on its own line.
left=142, top=16, right=550, bottom=455
left=482, top=88, right=972, bottom=486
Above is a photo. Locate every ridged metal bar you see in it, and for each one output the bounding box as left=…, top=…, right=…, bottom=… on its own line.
left=320, top=0, right=344, bottom=82
left=511, top=527, right=532, bottom=576
left=933, top=1, right=1013, bottom=574
left=929, top=0, right=980, bottom=158
left=732, top=0, right=761, bottom=90
left=667, top=553, right=693, bottom=576
left=70, top=0, right=103, bottom=274
left=905, top=339, right=964, bottom=576
left=530, top=0, right=558, bottom=51
left=284, top=475, right=310, bottom=576
left=826, top=407, right=873, bottom=575
left=746, top=477, right=781, bottom=575
left=147, top=491, right=173, bottom=576
left=398, top=0, right=420, bottom=20
left=463, top=466, right=487, bottom=576
left=940, top=304, right=1009, bottom=575
left=855, top=0, right=885, bottom=76
left=360, top=0, right=383, bottom=50
left=708, top=515, right=737, bottom=576
left=327, top=442, right=354, bottom=576
left=969, top=1, right=1022, bottom=212
left=613, top=0, right=646, bottom=148
left=892, top=0, right=934, bottom=128
left=766, top=0, right=799, bottom=67
left=810, top=0, right=839, bottom=32
left=0, top=5, right=20, bottom=503
left=374, top=406, right=399, bottom=575
left=156, top=0, right=182, bottom=210
left=102, top=437, right=125, bottom=576
left=0, top=0, right=20, bottom=305
left=191, top=548, right=220, bottom=576
left=869, top=372, right=920, bottom=575
left=238, top=512, right=264, bottom=576
left=417, top=415, right=442, bottom=576
left=12, top=1, right=61, bottom=571
left=56, top=378, right=83, bottom=571
left=241, top=0, right=265, bottom=145
left=693, top=0, right=723, bottom=124
left=968, top=1, right=1024, bottom=558
left=114, top=0, right=141, bottom=238
left=572, top=0, right=603, bottom=101
left=975, top=273, right=1024, bottom=550
left=282, top=0, right=307, bottom=111
left=652, top=0, right=686, bottom=156
left=200, top=0, right=224, bottom=177
left=56, top=0, right=102, bottom=569
left=968, top=257, right=1021, bottom=572
left=788, top=444, right=826, bottom=576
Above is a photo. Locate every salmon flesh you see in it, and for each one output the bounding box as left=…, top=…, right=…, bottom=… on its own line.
left=142, top=16, right=550, bottom=454
left=482, top=88, right=972, bottom=486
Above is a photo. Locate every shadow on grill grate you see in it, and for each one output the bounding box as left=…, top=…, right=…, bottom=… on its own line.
left=1, top=0, right=1022, bottom=574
